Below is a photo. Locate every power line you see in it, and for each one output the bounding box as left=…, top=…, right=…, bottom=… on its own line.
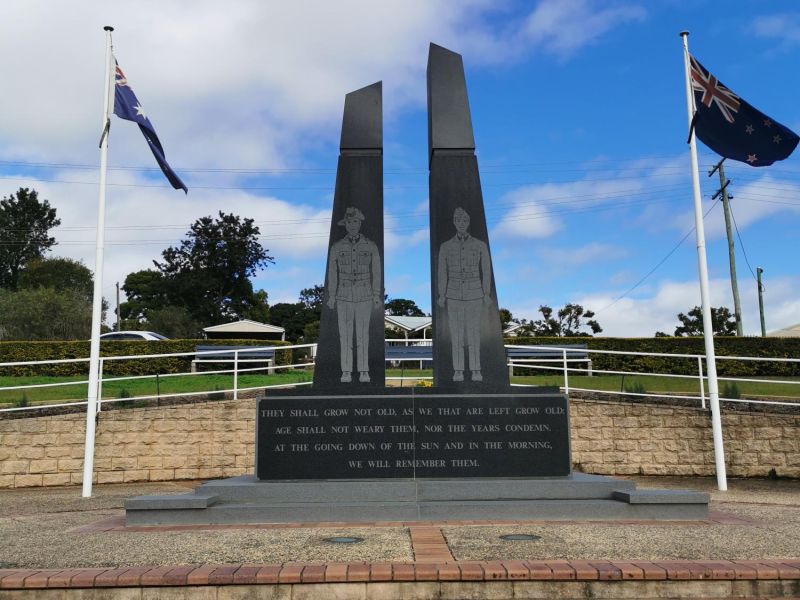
left=0, top=183, right=688, bottom=233
left=595, top=199, right=721, bottom=314
left=0, top=195, right=680, bottom=246
left=0, top=155, right=720, bottom=175
left=727, top=202, right=759, bottom=284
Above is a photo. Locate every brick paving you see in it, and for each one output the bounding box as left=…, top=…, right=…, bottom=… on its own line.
left=1, top=524, right=798, bottom=590
left=1, top=559, right=799, bottom=589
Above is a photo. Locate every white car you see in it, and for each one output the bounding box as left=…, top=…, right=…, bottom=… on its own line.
left=99, top=331, right=169, bottom=341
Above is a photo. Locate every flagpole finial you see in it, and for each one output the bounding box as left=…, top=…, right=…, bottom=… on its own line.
left=679, top=30, right=689, bottom=38
left=104, top=25, right=114, bottom=32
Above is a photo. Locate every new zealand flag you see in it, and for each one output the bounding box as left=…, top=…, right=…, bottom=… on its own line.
left=113, top=60, right=187, bottom=192
left=690, top=55, right=798, bottom=167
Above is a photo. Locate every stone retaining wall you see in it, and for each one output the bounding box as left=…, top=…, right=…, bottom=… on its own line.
left=0, top=396, right=797, bottom=488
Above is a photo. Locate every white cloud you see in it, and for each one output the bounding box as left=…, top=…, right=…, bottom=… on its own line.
left=753, top=13, right=800, bottom=47
left=671, top=174, right=800, bottom=238
left=491, top=161, right=668, bottom=240
left=0, top=1, right=647, bottom=169
left=520, top=0, right=646, bottom=58
left=572, top=275, right=800, bottom=337
left=493, top=196, right=562, bottom=239
left=0, top=1, right=653, bottom=318
left=537, top=242, right=628, bottom=267
left=10, top=171, right=332, bottom=305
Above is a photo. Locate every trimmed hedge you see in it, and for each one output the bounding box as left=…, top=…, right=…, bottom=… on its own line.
left=2, top=336, right=797, bottom=378
left=506, top=336, right=800, bottom=378
left=0, top=339, right=294, bottom=377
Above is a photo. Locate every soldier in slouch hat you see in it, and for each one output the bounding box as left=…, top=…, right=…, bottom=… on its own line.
left=326, top=207, right=382, bottom=383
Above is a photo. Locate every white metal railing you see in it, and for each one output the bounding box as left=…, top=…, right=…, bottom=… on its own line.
left=3, top=342, right=800, bottom=412
left=504, top=344, right=800, bottom=409
left=0, top=343, right=318, bottom=413
left=386, top=338, right=432, bottom=346
left=1, top=340, right=799, bottom=498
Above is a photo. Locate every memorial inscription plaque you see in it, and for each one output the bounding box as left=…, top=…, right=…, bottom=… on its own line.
left=256, top=389, right=570, bottom=479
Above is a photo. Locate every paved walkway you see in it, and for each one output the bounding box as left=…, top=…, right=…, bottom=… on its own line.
left=0, top=476, right=798, bottom=596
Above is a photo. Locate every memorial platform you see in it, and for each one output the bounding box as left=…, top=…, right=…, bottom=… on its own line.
left=126, top=472, right=709, bottom=525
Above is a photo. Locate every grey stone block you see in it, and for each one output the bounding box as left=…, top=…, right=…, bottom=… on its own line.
left=417, top=473, right=635, bottom=501
left=199, top=476, right=418, bottom=503
left=613, top=489, right=710, bottom=504
left=124, top=494, right=218, bottom=510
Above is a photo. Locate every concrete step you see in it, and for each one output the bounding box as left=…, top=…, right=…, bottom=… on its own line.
left=192, top=473, right=636, bottom=504
left=613, top=489, right=710, bottom=504
left=125, top=497, right=708, bottom=526
left=124, top=494, right=219, bottom=510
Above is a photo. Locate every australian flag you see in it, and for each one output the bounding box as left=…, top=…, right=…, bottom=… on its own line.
left=113, top=60, right=187, bottom=192
left=689, top=55, right=798, bottom=167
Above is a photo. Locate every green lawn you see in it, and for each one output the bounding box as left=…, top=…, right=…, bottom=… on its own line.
left=387, top=369, right=800, bottom=398
left=2, top=369, right=798, bottom=408
left=0, top=370, right=313, bottom=407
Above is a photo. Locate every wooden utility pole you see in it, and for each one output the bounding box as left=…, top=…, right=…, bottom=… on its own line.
left=709, top=159, right=743, bottom=336
left=757, top=267, right=766, bottom=337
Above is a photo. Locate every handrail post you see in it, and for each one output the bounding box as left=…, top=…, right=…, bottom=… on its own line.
left=97, top=358, right=104, bottom=414
left=233, top=350, right=239, bottom=401
left=562, top=348, right=569, bottom=394
left=698, top=356, right=706, bottom=410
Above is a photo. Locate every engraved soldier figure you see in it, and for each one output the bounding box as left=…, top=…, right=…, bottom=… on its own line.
left=326, top=207, right=382, bottom=383
left=437, top=207, right=492, bottom=382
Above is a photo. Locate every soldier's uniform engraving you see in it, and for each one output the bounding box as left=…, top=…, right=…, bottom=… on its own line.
left=437, top=207, right=492, bottom=382
left=326, top=207, right=382, bottom=383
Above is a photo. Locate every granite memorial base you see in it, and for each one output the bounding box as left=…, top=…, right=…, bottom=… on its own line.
left=125, top=388, right=709, bottom=525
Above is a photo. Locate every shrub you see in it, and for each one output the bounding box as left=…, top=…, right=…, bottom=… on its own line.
left=507, top=336, right=800, bottom=378
left=16, top=392, right=28, bottom=408
left=722, top=382, right=741, bottom=399
left=623, top=381, right=647, bottom=395
left=208, top=386, right=226, bottom=401
left=0, top=338, right=293, bottom=377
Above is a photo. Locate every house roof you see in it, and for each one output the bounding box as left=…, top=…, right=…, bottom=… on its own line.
left=767, top=322, right=800, bottom=337
left=384, top=315, right=432, bottom=332
left=203, top=319, right=285, bottom=333
left=503, top=322, right=525, bottom=335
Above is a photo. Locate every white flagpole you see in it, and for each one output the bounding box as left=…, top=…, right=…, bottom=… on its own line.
left=82, top=25, right=115, bottom=498
left=680, top=31, right=728, bottom=491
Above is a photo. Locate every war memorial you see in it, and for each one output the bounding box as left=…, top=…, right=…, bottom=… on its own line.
left=125, top=44, right=708, bottom=525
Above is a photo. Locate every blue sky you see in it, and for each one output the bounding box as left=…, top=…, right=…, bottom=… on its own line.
left=1, top=1, right=798, bottom=336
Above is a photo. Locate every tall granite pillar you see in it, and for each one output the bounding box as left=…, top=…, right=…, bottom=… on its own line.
left=427, top=44, right=509, bottom=391
left=313, top=82, right=385, bottom=389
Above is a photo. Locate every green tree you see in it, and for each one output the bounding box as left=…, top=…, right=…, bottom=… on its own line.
left=119, top=269, right=169, bottom=322
left=519, top=304, right=602, bottom=337
left=674, top=306, right=737, bottom=337
left=153, top=211, right=274, bottom=325
left=299, top=285, right=325, bottom=315
left=242, top=289, right=271, bottom=323
left=385, top=298, right=424, bottom=317
left=145, top=305, right=202, bottom=339
left=267, top=302, right=308, bottom=341
left=302, top=320, right=320, bottom=343
left=0, top=188, right=60, bottom=290
left=499, top=308, right=515, bottom=329
left=18, top=257, right=93, bottom=301
left=0, top=287, right=91, bottom=340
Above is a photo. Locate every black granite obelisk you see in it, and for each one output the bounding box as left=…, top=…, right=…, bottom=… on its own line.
left=427, top=44, right=509, bottom=391
left=313, top=82, right=385, bottom=389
